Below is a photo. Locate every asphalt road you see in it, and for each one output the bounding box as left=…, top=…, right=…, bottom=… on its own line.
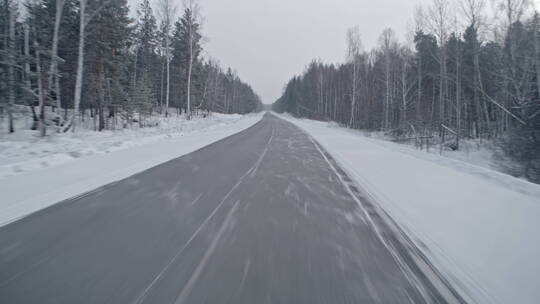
left=0, top=113, right=461, bottom=303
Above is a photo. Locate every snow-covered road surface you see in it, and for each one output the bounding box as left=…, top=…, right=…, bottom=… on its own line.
left=278, top=113, right=540, bottom=304
left=0, top=114, right=460, bottom=303
left=0, top=113, right=263, bottom=227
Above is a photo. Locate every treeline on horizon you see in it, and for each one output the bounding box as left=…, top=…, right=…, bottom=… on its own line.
left=273, top=0, right=540, bottom=182
left=0, top=0, right=263, bottom=135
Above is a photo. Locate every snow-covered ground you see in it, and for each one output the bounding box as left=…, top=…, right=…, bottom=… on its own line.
left=0, top=112, right=263, bottom=226
left=354, top=128, right=504, bottom=174
left=277, top=113, right=540, bottom=304
left=0, top=113, right=254, bottom=179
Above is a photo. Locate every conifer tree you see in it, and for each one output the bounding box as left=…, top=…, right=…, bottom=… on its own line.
left=85, top=0, right=131, bottom=131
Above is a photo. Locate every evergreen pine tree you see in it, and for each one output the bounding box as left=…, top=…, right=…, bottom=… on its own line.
left=85, top=0, right=132, bottom=131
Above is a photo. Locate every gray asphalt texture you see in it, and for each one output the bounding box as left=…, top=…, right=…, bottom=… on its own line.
left=0, top=114, right=462, bottom=304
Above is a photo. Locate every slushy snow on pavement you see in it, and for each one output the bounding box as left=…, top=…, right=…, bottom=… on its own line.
left=277, top=113, right=540, bottom=304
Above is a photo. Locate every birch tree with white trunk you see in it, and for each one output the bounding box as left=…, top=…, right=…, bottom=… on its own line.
left=63, top=0, right=86, bottom=132
left=183, top=0, right=201, bottom=120
left=346, top=26, right=361, bottom=128
left=48, top=0, right=66, bottom=128
left=379, top=28, right=397, bottom=130
left=157, top=0, right=176, bottom=117
left=427, top=0, right=452, bottom=135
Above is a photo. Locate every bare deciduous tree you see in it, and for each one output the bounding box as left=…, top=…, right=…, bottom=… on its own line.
left=157, top=0, right=177, bottom=117
left=427, top=0, right=452, bottom=135
left=347, top=26, right=361, bottom=127
left=414, top=5, right=426, bottom=123
left=183, top=0, right=201, bottom=119
left=64, top=0, right=86, bottom=132
left=379, top=28, right=397, bottom=130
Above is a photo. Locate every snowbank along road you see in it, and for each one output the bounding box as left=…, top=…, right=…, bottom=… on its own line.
left=0, top=113, right=463, bottom=303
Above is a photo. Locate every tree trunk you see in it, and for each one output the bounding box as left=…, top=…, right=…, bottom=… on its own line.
left=402, top=60, right=407, bottom=124
left=439, top=46, right=447, bottom=137
left=385, top=54, right=391, bottom=130
left=64, top=0, right=86, bottom=132
left=455, top=40, right=461, bottom=149
left=187, top=22, right=194, bottom=120
left=349, top=59, right=357, bottom=127
left=165, top=34, right=170, bottom=117
left=417, top=53, right=422, bottom=124
left=534, top=15, right=540, bottom=106
left=24, top=26, right=39, bottom=130
left=34, top=38, right=46, bottom=137
left=49, top=0, right=65, bottom=128
left=6, top=0, right=15, bottom=133
left=159, top=56, right=165, bottom=113
left=97, top=60, right=106, bottom=132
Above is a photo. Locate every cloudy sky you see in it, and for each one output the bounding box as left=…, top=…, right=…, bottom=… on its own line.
left=129, top=0, right=536, bottom=104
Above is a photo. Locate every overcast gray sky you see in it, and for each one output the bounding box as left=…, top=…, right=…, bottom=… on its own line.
left=200, top=0, right=434, bottom=104
left=199, top=0, right=434, bottom=104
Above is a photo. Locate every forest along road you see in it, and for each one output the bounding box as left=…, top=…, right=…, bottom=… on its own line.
left=0, top=113, right=462, bottom=304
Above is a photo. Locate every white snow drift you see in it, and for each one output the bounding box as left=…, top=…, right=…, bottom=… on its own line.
left=278, top=113, right=540, bottom=304
left=0, top=113, right=263, bottom=227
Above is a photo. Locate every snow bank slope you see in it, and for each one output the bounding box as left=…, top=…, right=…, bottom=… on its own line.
left=278, top=114, right=540, bottom=304
left=0, top=113, right=263, bottom=227
left=0, top=113, right=257, bottom=179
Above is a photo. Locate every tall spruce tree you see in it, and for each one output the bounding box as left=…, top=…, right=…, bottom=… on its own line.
left=132, top=0, right=159, bottom=117
left=85, top=0, right=132, bottom=131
